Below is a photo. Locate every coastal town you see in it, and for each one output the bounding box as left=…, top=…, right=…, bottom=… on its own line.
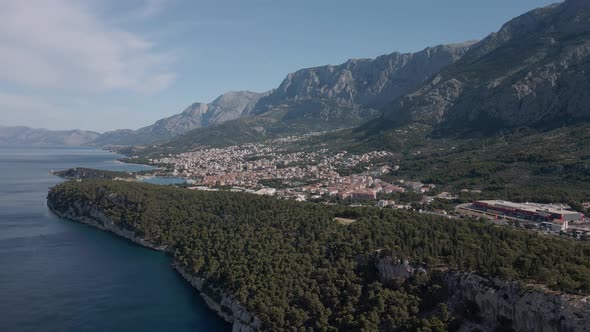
left=146, top=134, right=428, bottom=202
left=121, top=133, right=590, bottom=240
left=8, top=1, right=590, bottom=331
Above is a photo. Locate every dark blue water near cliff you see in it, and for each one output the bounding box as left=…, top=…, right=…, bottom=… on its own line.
left=0, top=146, right=229, bottom=332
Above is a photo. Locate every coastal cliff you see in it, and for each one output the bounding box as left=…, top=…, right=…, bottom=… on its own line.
left=446, top=273, right=590, bottom=332
left=376, top=256, right=590, bottom=332
left=173, top=265, right=262, bottom=332
left=49, top=198, right=590, bottom=332
left=46, top=199, right=261, bottom=332
left=46, top=180, right=590, bottom=331
left=47, top=200, right=168, bottom=251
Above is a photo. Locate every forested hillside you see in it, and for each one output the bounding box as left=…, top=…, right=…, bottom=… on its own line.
left=48, top=180, right=590, bottom=331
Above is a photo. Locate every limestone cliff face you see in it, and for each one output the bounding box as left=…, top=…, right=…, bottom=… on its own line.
left=174, top=265, right=262, bottom=332
left=375, top=256, right=425, bottom=282
left=252, top=42, right=475, bottom=115
left=381, top=0, right=590, bottom=135
left=151, top=91, right=266, bottom=136
left=154, top=42, right=474, bottom=148
left=376, top=256, right=590, bottom=332
left=47, top=200, right=170, bottom=252
left=46, top=199, right=262, bottom=331
left=446, top=273, right=590, bottom=332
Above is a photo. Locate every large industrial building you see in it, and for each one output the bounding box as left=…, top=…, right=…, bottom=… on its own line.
left=471, top=200, right=584, bottom=230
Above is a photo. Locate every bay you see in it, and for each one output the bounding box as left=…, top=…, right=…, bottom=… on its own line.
left=0, top=145, right=228, bottom=332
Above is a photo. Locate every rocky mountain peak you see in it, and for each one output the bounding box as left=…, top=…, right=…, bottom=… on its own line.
left=378, top=0, right=590, bottom=136
left=211, top=91, right=263, bottom=108
left=91, top=91, right=266, bottom=146
left=251, top=41, right=477, bottom=116
left=179, top=102, right=208, bottom=116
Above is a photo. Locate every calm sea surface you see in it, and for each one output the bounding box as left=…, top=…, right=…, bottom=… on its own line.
left=0, top=145, right=228, bottom=332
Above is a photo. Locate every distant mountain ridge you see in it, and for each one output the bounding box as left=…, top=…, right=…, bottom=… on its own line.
left=92, top=91, right=266, bottom=146
left=152, top=42, right=476, bottom=151
left=372, top=0, right=590, bottom=136
left=0, top=126, right=100, bottom=146
left=252, top=42, right=476, bottom=115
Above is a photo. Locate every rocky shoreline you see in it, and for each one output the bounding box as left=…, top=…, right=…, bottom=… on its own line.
left=46, top=199, right=261, bottom=332
left=173, top=264, right=262, bottom=332
left=48, top=196, right=590, bottom=332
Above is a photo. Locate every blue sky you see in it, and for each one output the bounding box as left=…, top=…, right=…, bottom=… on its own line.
left=0, top=0, right=559, bottom=132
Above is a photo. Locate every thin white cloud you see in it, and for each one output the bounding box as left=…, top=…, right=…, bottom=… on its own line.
left=0, top=0, right=175, bottom=94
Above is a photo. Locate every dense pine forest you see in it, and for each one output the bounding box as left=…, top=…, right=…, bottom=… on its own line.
left=51, top=167, right=136, bottom=180
left=48, top=180, right=590, bottom=331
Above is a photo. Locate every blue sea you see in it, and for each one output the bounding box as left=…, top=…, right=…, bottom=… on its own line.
left=0, top=145, right=228, bottom=332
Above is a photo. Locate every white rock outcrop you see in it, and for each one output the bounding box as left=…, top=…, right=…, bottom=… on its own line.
left=375, top=256, right=420, bottom=282
left=446, top=273, right=590, bottom=332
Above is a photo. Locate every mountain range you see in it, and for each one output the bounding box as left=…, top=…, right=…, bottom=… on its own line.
left=90, top=41, right=474, bottom=149
left=369, top=0, right=590, bottom=137
left=252, top=42, right=476, bottom=114
left=150, top=42, right=475, bottom=152
left=92, top=91, right=266, bottom=146
left=5, top=0, right=590, bottom=152
left=164, top=0, right=590, bottom=152
left=0, top=126, right=99, bottom=146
